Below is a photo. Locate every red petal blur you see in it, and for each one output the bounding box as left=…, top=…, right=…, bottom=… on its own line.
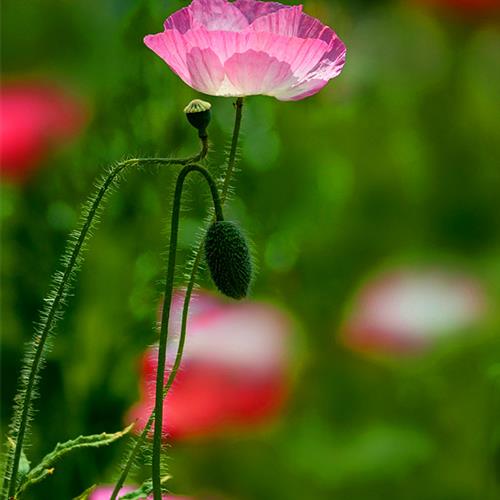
left=0, top=81, right=87, bottom=183
left=341, top=267, right=488, bottom=356
left=128, top=291, right=295, bottom=440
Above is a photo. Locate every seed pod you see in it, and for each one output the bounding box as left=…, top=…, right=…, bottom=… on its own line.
left=184, top=99, right=211, bottom=138
left=204, top=221, right=252, bottom=300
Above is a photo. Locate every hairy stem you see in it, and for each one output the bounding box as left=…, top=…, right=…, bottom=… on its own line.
left=111, top=99, right=244, bottom=499
left=2, top=142, right=206, bottom=500
left=221, top=97, right=244, bottom=206
left=151, top=164, right=223, bottom=500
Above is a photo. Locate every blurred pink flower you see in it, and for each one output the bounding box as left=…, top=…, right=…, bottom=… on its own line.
left=341, top=267, right=488, bottom=355
left=128, top=291, right=294, bottom=440
left=144, top=0, right=346, bottom=101
left=90, top=486, right=190, bottom=500
left=0, top=81, right=87, bottom=183
left=90, top=486, right=135, bottom=500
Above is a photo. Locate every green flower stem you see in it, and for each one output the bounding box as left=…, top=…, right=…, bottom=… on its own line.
left=2, top=142, right=206, bottom=500
left=111, top=98, right=244, bottom=499
left=151, top=164, right=223, bottom=500
left=221, top=97, right=244, bottom=205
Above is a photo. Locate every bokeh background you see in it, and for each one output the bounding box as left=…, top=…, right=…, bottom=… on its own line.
left=1, top=0, right=500, bottom=499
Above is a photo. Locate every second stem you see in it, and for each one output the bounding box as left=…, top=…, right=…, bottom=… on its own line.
left=151, top=164, right=223, bottom=500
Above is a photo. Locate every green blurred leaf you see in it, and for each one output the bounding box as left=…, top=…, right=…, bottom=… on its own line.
left=73, top=484, right=97, bottom=500
left=286, top=418, right=434, bottom=488
left=120, top=475, right=170, bottom=499
left=16, top=424, right=133, bottom=497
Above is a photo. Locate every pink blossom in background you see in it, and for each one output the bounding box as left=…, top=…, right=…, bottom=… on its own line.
left=90, top=485, right=190, bottom=500
left=0, top=82, right=87, bottom=183
left=144, top=0, right=346, bottom=101
left=341, top=267, right=488, bottom=356
left=128, top=291, right=295, bottom=440
left=90, top=486, right=135, bottom=500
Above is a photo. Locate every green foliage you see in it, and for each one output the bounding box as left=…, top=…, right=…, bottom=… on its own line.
left=16, top=425, right=133, bottom=497
left=11, top=442, right=30, bottom=489
left=1, top=160, right=132, bottom=499
left=0, top=157, right=191, bottom=499
left=1, top=1, right=500, bottom=499
left=120, top=476, right=170, bottom=500
left=72, top=484, right=96, bottom=500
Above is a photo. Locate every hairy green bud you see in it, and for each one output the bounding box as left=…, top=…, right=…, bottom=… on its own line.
left=204, top=221, right=252, bottom=300
left=184, top=99, right=212, bottom=138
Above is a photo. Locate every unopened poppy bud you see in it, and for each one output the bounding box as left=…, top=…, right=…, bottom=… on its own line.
left=184, top=99, right=211, bottom=138
left=205, top=221, right=252, bottom=300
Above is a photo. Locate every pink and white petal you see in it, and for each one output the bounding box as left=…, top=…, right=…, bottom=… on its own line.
left=307, top=40, right=347, bottom=81
left=296, top=12, right=338, bottom=45
left=246, top=5, right=305, bottom=37
left=246, top=5, right=338, bottom=46
left=233, top=0, right=291, bottom=23
left=190, top=0, right=249, bottom=31
left=322, top=38, right=347, bottom=73
left=272, top=78, right=329, bottom=101
left=144, top=31, right=192, bottom=84
left=181, top=29, right=328, bottom=78
left=181, top=28, right=243, bottom=62
left=180, top=28, right=250, bottom=66
left=250, top=31, right=329, bottom=80
left=224, top=50, right=293, bottom=96
left=180, top=301, right=290, bottom=371
left=164, top=5, right=193, bottom=33
left=272, top=40, right=346, bottom=101
left=186, top=47, right=225, bottom=95
left=164, top=291, right=223, bottom=343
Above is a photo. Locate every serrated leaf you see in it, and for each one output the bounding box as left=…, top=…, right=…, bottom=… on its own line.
left=16, top=424, right=134, bottom=497
left=119, top=480, right=153, bottom=500
left=120, top=475, right=171, bottom=500
left=73, top=484, right=97, bottom=500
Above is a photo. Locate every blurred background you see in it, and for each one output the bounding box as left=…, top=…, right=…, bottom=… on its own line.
left=1, top=0, right=500, bottom=499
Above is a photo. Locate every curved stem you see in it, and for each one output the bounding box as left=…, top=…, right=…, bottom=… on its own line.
left=151, top=164, right=222, bottom=499
left=111, top=99, right=244, bottom=499
left=2, top=141, right=206, bottom=500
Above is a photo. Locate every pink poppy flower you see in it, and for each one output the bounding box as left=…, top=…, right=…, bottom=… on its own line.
left=341, top=267, right=488, bottom=356
left=0, top=82, right=87, bottom=183
left=144, top=0, right=346, bottom=101
left=90, top=485, right=190, bottom=500
left=128, top=291, right=294, bottom=440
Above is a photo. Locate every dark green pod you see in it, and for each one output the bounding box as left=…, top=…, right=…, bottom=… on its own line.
left=204, top=221, right=252, bottom=300
left=184, top=99, right=211, bottom=139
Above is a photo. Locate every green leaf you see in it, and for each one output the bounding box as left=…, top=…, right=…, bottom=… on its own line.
left=18, top=448, right=31, bottom=486
left=119, top=480, right=153, bottom=500
left=16, top=424, right=134, bottom=497
left=73, top=484, right=97, bottom=500
left=7, top=437, right=31, bottom=487
left=120, top=475, right=171, bottom=500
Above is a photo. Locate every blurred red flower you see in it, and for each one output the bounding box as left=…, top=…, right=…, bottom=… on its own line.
left=0, top=81, right=87, bottom=183
left=341, top=267, right=488, bottom=356
left=128, top=291, right=295, bottom=440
